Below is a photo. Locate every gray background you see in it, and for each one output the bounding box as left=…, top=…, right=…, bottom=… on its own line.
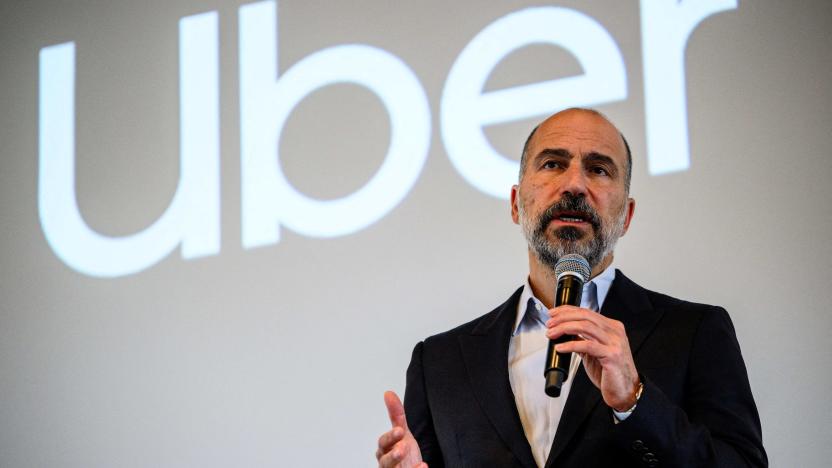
left=1, top=0, right=830, bottom=466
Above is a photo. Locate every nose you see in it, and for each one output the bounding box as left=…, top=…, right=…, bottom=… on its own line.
left=560, top=161, right=588, bottom=197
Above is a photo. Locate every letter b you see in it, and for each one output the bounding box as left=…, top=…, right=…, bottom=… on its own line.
left=239, top=0, right=431, bottom=248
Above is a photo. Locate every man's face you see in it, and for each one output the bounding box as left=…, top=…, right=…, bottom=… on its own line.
left=510, top=110, right=635, bottom=272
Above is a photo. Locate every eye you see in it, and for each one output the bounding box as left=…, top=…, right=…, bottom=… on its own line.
left=589, top=165, right=610, bottom=176
left=542, top=160, right=562, bottom=170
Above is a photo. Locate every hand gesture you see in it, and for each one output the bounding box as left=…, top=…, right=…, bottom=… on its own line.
left=376, top=391, right=427, bottom=468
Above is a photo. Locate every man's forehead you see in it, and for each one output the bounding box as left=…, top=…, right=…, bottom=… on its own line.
left=530, top=111, right=627, bottom=160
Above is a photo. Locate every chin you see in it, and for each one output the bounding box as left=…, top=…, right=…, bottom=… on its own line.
left=553, top=226, right=588, bottom=242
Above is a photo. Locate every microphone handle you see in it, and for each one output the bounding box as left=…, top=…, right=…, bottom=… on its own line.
left=544, top=274, right=583, bottom=397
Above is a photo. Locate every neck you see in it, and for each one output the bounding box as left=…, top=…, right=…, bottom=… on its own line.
left=527, top=251, right=613, bottom=309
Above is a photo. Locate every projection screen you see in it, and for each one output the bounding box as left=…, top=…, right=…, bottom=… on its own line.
left=1, top=0, right=831, bottom=466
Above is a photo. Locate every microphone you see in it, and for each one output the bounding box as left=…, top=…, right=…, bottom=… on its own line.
left=544, top=254, right=591, bottom=398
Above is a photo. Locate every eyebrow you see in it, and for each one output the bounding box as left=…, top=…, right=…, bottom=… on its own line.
left=532, top=148, right=573, bottom=164
left=533, top=148, right=621, bottom=177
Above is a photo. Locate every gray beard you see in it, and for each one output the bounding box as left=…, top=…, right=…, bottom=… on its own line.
left=519, top=194, right=627, bottom=272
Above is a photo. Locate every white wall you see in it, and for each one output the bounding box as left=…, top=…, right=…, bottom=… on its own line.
left=1, top=0, right=830, bottom=466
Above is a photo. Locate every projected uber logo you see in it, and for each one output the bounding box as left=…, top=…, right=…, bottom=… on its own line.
left=38, top=0, right=736, bottom=277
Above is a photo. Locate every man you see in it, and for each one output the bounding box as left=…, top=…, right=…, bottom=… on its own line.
left=376, top=108, right=766, bottom=467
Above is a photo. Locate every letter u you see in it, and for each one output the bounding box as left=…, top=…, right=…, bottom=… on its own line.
left=38, top=12, right=220, bottom=277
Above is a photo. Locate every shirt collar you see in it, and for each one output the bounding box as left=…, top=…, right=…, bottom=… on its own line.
left=513, top=263, right=617, bottom=336
left=592, top=263, right=616, bottom=311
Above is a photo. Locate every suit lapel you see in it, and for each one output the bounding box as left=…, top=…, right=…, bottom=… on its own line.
left=546, top=270, right=663, bottom=465
left=458, top=288, right=538, bottom=468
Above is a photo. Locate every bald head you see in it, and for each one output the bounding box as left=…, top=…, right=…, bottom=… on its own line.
left=519, top=108, right=633, bottom=192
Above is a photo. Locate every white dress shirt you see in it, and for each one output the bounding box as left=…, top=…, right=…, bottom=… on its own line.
left=507, top=264, right=616, bottom=468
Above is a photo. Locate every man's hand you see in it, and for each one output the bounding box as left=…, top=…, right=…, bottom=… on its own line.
left=376, top=391, right=427, bottom=468
left=546, top=305, right=640, bottom=411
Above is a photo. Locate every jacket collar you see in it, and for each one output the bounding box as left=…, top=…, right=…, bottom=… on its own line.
left=459, top=286, right=538, bottom=468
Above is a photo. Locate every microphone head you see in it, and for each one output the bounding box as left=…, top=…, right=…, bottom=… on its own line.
left=554, top=254, right=591, bottom=282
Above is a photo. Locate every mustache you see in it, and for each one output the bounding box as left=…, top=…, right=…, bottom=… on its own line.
left=536, top=193, right=601, bottom=233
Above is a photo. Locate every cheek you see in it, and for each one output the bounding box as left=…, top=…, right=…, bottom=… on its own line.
left=524, top=182, right=557, bottom=205
left=603, top=196, right=628, bottom=220
left=593, top=186, right=625, bottom=207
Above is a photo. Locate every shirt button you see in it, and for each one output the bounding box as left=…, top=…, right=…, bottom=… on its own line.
left=535, top=303, right=542, bottom=311
left=631, top=440, right=645, bottom=451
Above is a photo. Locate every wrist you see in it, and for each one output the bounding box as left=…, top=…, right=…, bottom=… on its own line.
left=612, top=379, right=643, bottom=413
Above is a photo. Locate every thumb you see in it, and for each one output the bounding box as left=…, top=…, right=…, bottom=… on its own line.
left=383, top=390, right=408, bottom=430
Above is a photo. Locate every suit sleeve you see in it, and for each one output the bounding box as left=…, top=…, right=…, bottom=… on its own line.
left=611, top=307, right=767, bottom=467
left=403, top=341, right=445, bottom=468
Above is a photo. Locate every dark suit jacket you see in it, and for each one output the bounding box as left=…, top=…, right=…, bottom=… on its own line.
left=404, top=270, right=766, bottom=467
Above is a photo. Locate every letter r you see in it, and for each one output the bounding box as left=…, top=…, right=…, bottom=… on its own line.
left=641, top=0, right=738, bottom=174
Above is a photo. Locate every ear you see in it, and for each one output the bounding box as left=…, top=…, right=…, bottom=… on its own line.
left=620, top=197, right=636, bottom=235
left=510, top=185, right=520, bottom=225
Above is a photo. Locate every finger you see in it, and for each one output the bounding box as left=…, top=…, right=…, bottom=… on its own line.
left=547, top=307, right=607, bottom=326
left=546, top=322, right=608, bottom=344
left=547, top=312, right=608, bottom=332
left=547, top=310, right=625, bottom=337
left=378, top=439, right=414, bottom=468
left=546, top=304, right=590, bottom=318
left=554, top=339, right=605, bottom=357
left=384, top=390, right=409, bottom=430
left=377, top=446, right=401, bottom=468
left=377, top=427, right=405, bottom=452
